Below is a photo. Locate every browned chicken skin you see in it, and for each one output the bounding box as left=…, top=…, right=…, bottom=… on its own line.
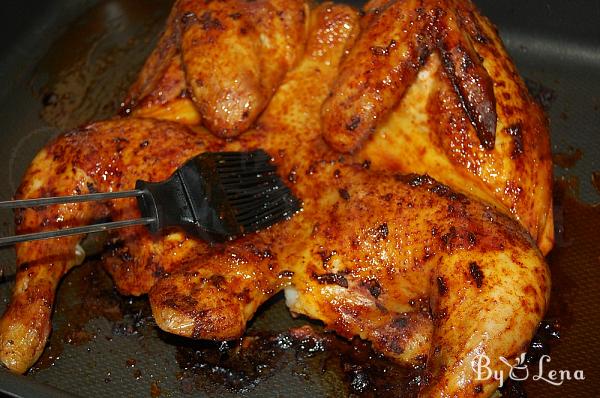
left=322, top=0, right=497, bottom=152
left=0, top=2, right=552, bottom=397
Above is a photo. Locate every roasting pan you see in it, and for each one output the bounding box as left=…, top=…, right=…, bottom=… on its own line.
left=0, top=1, right=598, bottom=397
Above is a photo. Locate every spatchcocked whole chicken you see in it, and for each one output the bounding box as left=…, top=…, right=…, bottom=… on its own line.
left=0, top=1, right=552, bottom=397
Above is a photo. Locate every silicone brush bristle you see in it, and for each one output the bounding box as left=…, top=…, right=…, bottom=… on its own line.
left=211, top=150, right=301, bottom=233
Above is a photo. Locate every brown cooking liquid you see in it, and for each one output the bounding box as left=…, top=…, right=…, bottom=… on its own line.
left=32, top=0, right=170, bottom=131
left=552, top=148, right=583, bottom=170
left=173, top=326, right=422, bottom=397
left=524, top=78, right=556, bottom=112
left=519, top=178, right=600, bottom=396
left=591, top=172, right=600, bottom=195
left=29, top=259, right=151, bottom=372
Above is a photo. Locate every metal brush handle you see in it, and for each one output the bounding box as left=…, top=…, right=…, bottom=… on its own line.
left=0, top=157, right=243, bottom=246
left=0, top=190, right=156, bottom=246
left=0, top=150, right=300, bottom=247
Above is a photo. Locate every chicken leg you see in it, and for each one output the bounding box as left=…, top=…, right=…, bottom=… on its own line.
left=0, top=118, right=222, bottom=372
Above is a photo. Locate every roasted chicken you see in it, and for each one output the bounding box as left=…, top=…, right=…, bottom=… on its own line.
left=0, top=1, right=552, bottom=397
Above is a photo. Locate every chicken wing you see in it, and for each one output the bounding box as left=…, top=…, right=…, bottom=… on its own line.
left=125, top=0, right=308, bottom=137
left=321, top=0, right=438, bottom=153
left=322, top=0, right=553, bottom=254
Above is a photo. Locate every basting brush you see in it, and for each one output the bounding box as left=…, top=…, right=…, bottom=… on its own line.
left=0, top=150, right=301, bottom=246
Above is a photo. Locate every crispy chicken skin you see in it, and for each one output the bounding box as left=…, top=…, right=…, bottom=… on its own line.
left=322, top=0, right=439, bottom=153
left=321, top=0, right=498, bottom=152
left=0, top=2, right=551, bottom=397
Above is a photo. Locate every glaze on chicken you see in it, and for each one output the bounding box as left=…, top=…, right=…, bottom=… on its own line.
left=0, top=1, right=552, bottom=397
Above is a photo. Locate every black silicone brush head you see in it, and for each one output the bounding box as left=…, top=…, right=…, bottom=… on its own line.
left=136, top=150, right=301, bottom=242
left=210, top=150, right=301, bottom=234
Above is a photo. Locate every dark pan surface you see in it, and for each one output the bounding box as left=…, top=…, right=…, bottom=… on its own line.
left=0, top=1, right=599, bottom=397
